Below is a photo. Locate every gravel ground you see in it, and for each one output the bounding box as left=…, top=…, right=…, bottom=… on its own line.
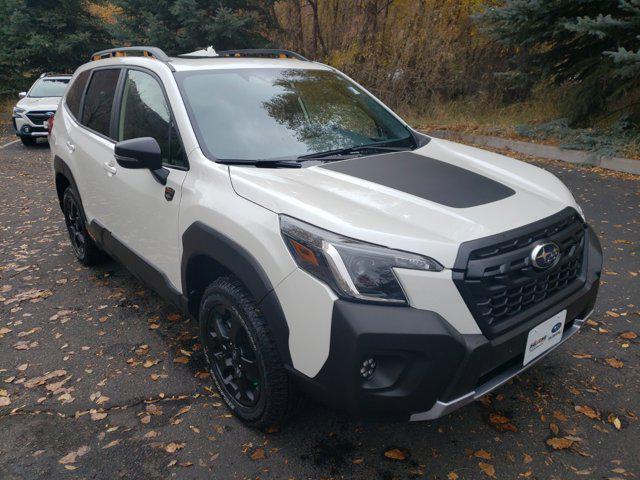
left=0, top=134, right=638, bottom=479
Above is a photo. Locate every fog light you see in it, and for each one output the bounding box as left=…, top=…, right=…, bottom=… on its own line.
left=23, top=126, right=30, bottom=133
left=360, top=357, right=376, bottom=379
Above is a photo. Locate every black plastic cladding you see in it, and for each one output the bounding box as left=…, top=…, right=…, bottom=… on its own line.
left=453, top=207, right=588, bottom=339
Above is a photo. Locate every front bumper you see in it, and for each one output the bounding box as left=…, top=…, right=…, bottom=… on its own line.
left=13, top=114, right=49, bottom=137
left=293, top=226, right=602, bottom=421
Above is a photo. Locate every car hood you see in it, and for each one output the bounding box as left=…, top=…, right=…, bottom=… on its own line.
left=229, top=137, right=581, bottom=268
left=16, top=96, right=61, bottom=111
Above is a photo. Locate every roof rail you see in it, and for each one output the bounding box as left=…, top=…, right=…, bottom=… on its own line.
left=90, top=46, right=171, bottom=63
left=216, top=49, right=308, bottom=61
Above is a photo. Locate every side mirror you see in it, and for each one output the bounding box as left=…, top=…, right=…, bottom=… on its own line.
left=114, top=137, right=169, bottom=185
left=115, top=137, right=162, bottom=170
left=19, top=92, right=27, bottom=98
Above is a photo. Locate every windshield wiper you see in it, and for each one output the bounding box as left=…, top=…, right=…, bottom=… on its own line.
left=298, top=143, right=413, bottom=160
left=217, top=158, right=302, bottom=169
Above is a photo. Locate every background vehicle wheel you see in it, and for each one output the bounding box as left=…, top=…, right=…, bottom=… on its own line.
left=20, top=135, right=37, bottom=146
left=62, top=187, right=106, bottom=266
left=199, top=276, right=294, bottom=430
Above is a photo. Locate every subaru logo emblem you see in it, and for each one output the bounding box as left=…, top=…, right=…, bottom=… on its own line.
left=530, top=241, right=561, bottom=270
left=551, top=322, right=562, bottom=333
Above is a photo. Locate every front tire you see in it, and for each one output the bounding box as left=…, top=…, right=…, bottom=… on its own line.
left=62, top=187, right=105, bottom=266
left=20, top=135, right=37, bottom=146
left=199, top=277, right=293, bottom=430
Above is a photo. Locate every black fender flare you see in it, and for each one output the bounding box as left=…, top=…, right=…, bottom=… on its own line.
left=181, top=221, right=292, bottom=366
left=53, top=156, right=80, bottom=209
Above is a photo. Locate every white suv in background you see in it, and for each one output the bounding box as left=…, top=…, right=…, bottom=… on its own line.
left=13, top=73, right=71, bottom=145
left=50, top=47, right=602, bottom=429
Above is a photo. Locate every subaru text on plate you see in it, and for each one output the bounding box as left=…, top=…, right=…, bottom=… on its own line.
left=13, top=72, right=71, bottom=146
left=49, top=46, right=602, bottom=429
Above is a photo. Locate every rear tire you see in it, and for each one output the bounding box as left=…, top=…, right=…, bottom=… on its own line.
left=199, top=276, right=293, bottom=430
left=62, top=187, right=106, bottom=266
left=20, top=135, right=37, bottom=146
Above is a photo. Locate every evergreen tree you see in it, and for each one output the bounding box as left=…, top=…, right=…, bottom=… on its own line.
left=0, top=0, right=111, bottom=92
left=110, top=0, right=278, bottom=55
left=478, top=0, right=640, bottom=124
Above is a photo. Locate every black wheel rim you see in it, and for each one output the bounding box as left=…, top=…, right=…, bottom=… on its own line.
left=64, top=196, right=86, bottom=258
left=204, top=302, right=262, bottom=407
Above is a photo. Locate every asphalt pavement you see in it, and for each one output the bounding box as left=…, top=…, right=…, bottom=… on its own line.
left=1, top=127, right=638, bottom=479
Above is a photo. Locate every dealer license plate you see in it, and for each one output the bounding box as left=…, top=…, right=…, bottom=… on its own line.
left=523, top=310, right=566, bottom=366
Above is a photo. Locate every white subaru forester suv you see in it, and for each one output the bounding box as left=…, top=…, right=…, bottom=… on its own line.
left=50, top=46, right=602, bottom=429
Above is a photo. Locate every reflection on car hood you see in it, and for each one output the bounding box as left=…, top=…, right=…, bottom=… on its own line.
left=16, top=96, right=61, bottom=111
left=229, top=137, right=580, bottom=268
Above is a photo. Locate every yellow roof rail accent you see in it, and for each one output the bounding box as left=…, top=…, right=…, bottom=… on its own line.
left=90, top=46, right=170, bottom=63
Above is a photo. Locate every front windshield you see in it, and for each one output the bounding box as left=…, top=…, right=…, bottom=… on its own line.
left=29, top=78, right=70, bottom=98
left=176, top=68, right=414, bottom=160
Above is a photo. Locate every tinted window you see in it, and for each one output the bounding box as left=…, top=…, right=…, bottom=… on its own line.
left=29, top=78, right=70, bottom=97
left=118, top=69, right=185, bottom=167
left=176, top=68, right=412, bottom=160
left=81, top=69, right=120, bottom=138
left=65, top=71, right=90, bottom=120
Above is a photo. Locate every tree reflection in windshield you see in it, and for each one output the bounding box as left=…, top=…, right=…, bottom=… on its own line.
left=177, top=68, right=411, bottom=161
left=261, top=69, right=385, bottom=154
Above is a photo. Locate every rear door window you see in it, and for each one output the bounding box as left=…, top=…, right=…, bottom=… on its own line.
left=65, top=70, right=90, bottom=120
left=81, top=69, right=120, bottom=138
left=117, top=69, right=186, bottom=167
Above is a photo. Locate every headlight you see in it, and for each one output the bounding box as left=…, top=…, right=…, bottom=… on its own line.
left=280, top=215, right=443, bottom=304
left=13, top=107, right=25, bottom=115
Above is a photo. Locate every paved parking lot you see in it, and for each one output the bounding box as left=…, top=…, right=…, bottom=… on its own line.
left=1, top=129, right=638, bottom=479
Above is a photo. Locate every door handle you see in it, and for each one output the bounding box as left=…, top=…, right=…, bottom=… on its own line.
left=103, top=161, right=117, bottom=175
left=66, top=141, right=75, bottom=153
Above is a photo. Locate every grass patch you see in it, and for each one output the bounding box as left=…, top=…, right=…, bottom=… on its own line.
left=0, top=96, right=16, bottom=125
left=405, top=87, right=640, bottom=160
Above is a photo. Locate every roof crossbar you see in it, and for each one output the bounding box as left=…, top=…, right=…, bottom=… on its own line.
left=216, top=49, right=308, bottom=61
left=90, top=46, right=171, bottom=62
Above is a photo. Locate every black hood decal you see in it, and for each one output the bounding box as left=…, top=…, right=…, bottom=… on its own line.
left=320, top=152, right=515, bottom=208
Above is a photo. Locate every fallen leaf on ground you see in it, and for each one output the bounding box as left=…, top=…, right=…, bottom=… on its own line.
left=620, top=331, right=637, bottom=340
left=572, top=353, right=592, bottom=359
left=605, top=358, right=624, bottom=369
left=575, top=405, right=600, bottom=420
left=479, top=462, right=496, bottom=478
left=546, top=437, right=574, bottom=450
left=474, top=449, right=493, bottom=460
left=58, top=446, right=90, bottom=464
left=4, top=289, right=53, bottom=305
left=384, top=448, right=409, bottom=461
left=91, top=411, right=107, bottom=421
left=165, top=442, right=185, bottom=453
left=250, top=448, right=265, bottom=460
left=607, top=414, right=622, bottom=430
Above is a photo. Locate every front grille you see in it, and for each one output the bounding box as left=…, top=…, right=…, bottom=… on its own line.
left=26, top=111, right=54, bottom=125
left=453, top=208, right=587, bottom=339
